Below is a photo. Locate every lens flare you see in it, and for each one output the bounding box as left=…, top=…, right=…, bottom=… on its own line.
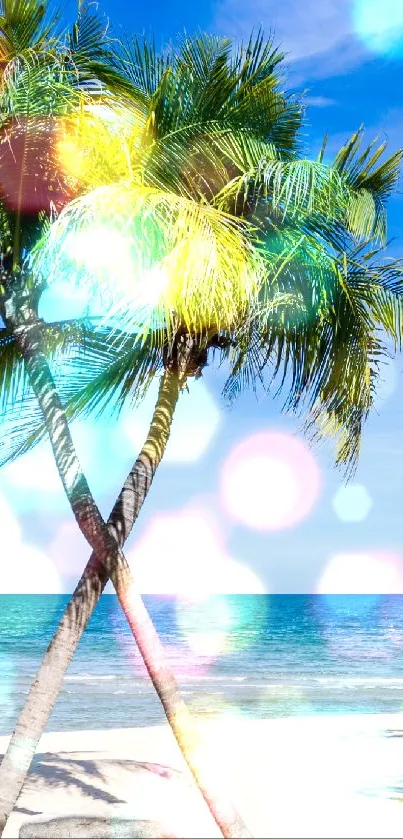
left=2, top=421, right=114, bottom=514
left=127, top=506, right=265, bottom=596
left=220, top=431, right=321, bottom=531
left=186, top=693, right=247, bottom=722
left=0, top=117, right=76, bottom=214
left=318, top=550, right=403, bottom=596
left=39, top=279, right=100, bottom=322
left=175, top=590, right=266, bottom=662
left=352, top=0, right=403, bottom=56
left=56, top=222, right=170, bottom=327
left=332, top=483, right=373, bottom=522
left=56, top=102, right=143, bottom=192
left=128, top=509, right=224, bottom=597
left=254, top=684, right=312, bottom=719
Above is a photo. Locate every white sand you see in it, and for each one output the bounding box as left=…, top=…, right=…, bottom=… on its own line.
left=2, top=713, right=403, bottom=838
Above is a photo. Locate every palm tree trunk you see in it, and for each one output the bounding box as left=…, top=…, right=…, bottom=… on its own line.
left=0, top=314, right=251, bottom=839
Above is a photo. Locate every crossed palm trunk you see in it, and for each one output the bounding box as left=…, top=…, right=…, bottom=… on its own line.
left=0, top=312, right=251, bottom=839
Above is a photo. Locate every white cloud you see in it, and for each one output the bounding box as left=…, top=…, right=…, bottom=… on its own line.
left=0, top=493, right=62, bottom=593
left=304, top=96, right=337, bottom=108
left=48, top=520, right=91, bottom=584
left=3, top=444, right=62, bottom=492
left=212, top=0, right=369, bottom=81
left=0, top=492, right=21, bottom=544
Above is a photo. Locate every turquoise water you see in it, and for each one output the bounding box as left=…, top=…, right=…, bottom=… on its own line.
left=2, top=594, right=403, bottom=735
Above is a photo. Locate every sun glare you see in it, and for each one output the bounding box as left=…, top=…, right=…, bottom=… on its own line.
left=175, top=583, right=266, bottom=660
left=60, top=225, right=170, bottom=319
left=352, top=0, right=403, bottom=56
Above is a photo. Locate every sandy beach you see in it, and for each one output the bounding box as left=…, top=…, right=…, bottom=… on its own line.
left=2, top=713, right=403, bottom=838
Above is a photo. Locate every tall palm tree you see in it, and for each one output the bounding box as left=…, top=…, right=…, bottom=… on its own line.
left=0, top=120, right=257, bottom=839
left=1, top=20, right=402, bottom=839
left=0, top=7, right=269, bottom=838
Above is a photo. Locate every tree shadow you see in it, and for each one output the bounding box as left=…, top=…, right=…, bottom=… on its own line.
left=28, top=755, right=125, bottom=805
left=19, top=752, right=188, bottom=807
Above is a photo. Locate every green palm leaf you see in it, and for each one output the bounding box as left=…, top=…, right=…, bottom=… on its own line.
left=0, top=317, right=121, bottom=462
left=0, top=0, right=61, bottom=60
left=332, top=128, right=403, bottom=243
left=32, top=182, right=266, bottom=337
left=226, top=240, right=403, bottom=474
left=0, top=323, right=163, bottom=466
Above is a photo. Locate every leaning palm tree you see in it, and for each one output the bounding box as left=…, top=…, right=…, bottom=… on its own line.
left=1, top=11, right=322, bottom=839
left=0, top=8, right=277, bottom=838
left=0, top=77, right=260, bottom=839
left=0, top=27, right=308, bottom=839
left=1, top=26, right=403, bottom=839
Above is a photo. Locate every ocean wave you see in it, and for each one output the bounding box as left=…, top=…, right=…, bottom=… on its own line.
left=64, top=674, right=118, bottom=682
left=60, top=674, right=403, bottom=690
left=315, top=677, right=403, bottom=687
left=179, top=674, right=247, bottom=682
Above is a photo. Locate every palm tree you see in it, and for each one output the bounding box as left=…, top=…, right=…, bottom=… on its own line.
left=0, top=8, right=270, bottom=838
left=1, top=19, right=402, bottom=839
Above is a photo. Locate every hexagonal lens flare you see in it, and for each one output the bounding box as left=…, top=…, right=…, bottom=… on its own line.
left=332, top=484, right=373, bottom=523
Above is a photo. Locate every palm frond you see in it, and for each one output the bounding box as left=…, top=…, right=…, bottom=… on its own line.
left=176, top=29, right=301, bottom=156
left=332, top=128, right=403, bottom=244
left=0, top=316, right=100, bottom=462
left=114, top=33, right=171, bottom=98
left=0, top=0, right=62, bottom=60
left=0, top=323, right=164, bottom=467
left=32, top=182, right=266, bottom=337
left=224, top=236, right=403, bottom=474
left=56, top=328, right=164, bottom=419
left=67, top=1, right=109, bottom=63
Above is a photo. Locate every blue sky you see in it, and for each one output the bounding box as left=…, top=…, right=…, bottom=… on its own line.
left=1, top=0, right=403, bottom=595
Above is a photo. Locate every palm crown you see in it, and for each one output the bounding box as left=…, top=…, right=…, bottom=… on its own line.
left=0, top=13, right=402, bottom=476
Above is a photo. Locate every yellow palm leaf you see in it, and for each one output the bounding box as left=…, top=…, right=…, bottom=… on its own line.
left=56, top=97, right=147, bottom=191
left=33, top=182, right=266, bottom=336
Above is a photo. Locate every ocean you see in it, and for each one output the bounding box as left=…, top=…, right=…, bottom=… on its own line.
left=2, top=593, right=403, bottom=736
